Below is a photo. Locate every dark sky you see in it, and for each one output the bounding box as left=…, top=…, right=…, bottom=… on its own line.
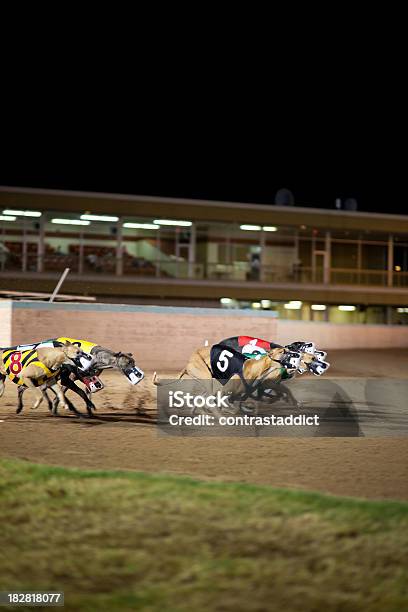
left=1, top=8, right=405, bottom=216
left=1, top=79, right=404, bottom=215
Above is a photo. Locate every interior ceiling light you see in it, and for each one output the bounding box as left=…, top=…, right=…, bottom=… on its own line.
left=2, top=209, right=41, bottom=217
left=240, top=225, right=262, bottom=231
left=51, top=219, right=90, bottom=226
left=80, top=214, right=119, bottom=222
left=153, top=219, right=192, bottom=227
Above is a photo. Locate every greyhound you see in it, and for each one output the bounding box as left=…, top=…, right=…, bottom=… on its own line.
left=1, top=337, right=144, bottom=415
left=51, top=345, right=144, bottom=413
left=0, top=343, right=88, bottom=414
left=153, top=344, right=299, bottom=415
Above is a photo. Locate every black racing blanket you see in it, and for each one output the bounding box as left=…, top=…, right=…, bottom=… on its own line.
left=210, top=343, right=247, bottom=385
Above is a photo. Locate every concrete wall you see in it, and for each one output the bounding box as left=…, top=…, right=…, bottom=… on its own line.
left=2, top=300, right=408, bottom=369
left=7, top=302, right=278, bottom=370
left=275, top=320, right=408, bottom=349
left=0, top=301, right=12, bottom=347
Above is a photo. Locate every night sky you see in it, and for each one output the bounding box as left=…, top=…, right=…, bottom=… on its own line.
left=1, top=86, right=403, bottom=215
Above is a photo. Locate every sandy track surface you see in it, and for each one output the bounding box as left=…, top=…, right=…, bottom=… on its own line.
left=1, top=350, right=407, bottom=501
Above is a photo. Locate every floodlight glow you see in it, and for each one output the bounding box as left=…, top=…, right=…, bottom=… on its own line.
left=80, top=214, right=119, bottom=222
left=2, top=209, right=41, bottom=217
left=0, top=215, right=16, bottom=221
left=397, top=307, right=408, bottom=313
left=338, top=305, right=356, bottom=311
left=263, top=226, right=277, bottom=232
left=51, top=219, right=90, bottom=226
left=261, top=299, right=271, bottom=308
left=123, top=223, right=159, bottom=230
left=153, top=219, right=192, bottom=227
left=311, top=304, right=326, bottom=311
left=252, top=302, right=262, bottom=309
left=240, top=225, right=262, bottom=231
left=220, top=298, right=232, bottom=304
left=284, top=301, right=302, bottom=310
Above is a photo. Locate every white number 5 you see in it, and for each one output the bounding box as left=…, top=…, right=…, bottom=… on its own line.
left=217, top=349, right=233, bottom=372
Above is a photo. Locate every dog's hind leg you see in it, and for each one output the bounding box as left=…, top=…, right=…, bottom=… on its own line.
left=16, top=385, right=27, bottom=414
left=43, top=388, right=55, bottom=413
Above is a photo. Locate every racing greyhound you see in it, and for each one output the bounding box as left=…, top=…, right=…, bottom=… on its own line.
left=0, top=342, right=87, bottom=414
left=1, top=337, right=144, bottom=416
left=153, top=343, right=301, bottom=412
left=48, top=337, right=144, bottom=413
left=219, top=336, right=330, bottom=377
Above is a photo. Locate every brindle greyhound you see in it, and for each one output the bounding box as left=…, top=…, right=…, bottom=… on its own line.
left=0, top=343, right=87, bottom=414
left=49, top=346, right=143, bottom=413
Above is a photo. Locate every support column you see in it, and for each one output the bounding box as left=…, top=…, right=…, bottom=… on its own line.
left=324, top=231, right=331, bottom=284
left=188, top=223, right=196, bottom=279
left=311, top=236, right=316, bottom=282
left=37, top=216, right=45, bottom=273
left=116, top=219, right=123, bottom=276
left=78, top=231, right=84, bottom=274
left=22, top=219, right=27, bottom=273
left=357, top=235, right=362, bottom=284
left=387, top=234, right=394, bottom=287
left=259, top=229, right=266, bottom=282
left=156, top=227, right=161, bottom=277
left=293, top=231, right=300, bottom=281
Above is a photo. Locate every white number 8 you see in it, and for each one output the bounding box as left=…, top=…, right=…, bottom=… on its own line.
left=217, top=349, right=233, bottom=372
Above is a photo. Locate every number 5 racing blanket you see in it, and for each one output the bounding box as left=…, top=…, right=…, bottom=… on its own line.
left=210, top=344, right=248, bottom=385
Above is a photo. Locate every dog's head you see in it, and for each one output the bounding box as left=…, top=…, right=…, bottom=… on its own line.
left=114, top=351, right=135, bottom=370
left=61, top=341, right=83, bottom=360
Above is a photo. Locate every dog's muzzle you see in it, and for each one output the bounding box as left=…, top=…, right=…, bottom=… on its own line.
left=82, top=375, right=105, bottom=393
left=308, top=360, right=330, bottom=376
left=72, top=352, right=94, bottom=372
left=279, top=350, right=301, bottom=370
left=286, top=341, right=316, bottom=355
left=124, top=366, right=144, bottom=385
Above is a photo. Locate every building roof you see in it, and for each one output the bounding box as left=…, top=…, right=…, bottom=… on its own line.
left=1, top=186, right=407, bottom=234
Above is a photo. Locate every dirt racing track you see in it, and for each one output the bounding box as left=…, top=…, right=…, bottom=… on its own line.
left=0, top=349, right=408, bottom=502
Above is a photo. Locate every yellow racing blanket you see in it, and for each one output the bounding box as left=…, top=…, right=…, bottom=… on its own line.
left=2, top=348, right=56, bottom=386
left=55, top=337, right=97, bottom=354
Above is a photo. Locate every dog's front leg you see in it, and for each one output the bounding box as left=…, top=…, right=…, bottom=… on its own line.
left=23, top=378, right=44, bottom=410
left=0, top=373, right=6, bottom=398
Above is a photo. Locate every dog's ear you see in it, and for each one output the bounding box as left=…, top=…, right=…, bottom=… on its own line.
left=269, top=347, right=285, bottom=361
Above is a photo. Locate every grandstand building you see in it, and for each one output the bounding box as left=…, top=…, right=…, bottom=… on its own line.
left=1, top=186, right=408, bottom=324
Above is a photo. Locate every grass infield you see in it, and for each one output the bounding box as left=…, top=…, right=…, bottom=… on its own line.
left=1, top=458, right=408, bottom=611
